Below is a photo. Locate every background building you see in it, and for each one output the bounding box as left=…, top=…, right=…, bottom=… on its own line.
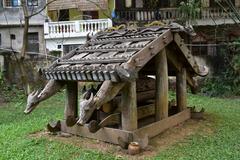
left=44, top=0, right=114, bottom=54
left=114, top=0, right=240, bottom=74
left=0, top=0, right=47, bottom=56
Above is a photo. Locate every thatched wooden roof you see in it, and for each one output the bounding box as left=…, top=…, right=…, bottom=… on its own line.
left=42, top=25, right=208, bottom=82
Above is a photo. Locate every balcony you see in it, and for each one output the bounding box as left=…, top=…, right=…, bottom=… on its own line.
left=115, top=7, right=240, bottom=25
left=44, top=18, right=112, bottom=39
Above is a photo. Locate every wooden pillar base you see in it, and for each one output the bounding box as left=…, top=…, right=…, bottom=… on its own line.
left=59, top=109, right=191, bottom=149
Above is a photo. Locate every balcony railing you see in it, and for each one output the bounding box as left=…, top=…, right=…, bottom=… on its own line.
left=115, top=7, right=240, bottom=23
left=44, top=19, right=112, bottom=39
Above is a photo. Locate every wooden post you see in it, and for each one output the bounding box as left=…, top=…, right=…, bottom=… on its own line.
left=155, top=48, right=168, bottom=121
left=176, top=68, right=187, bottom=111
left=121, top=81, right=138, bottom=131
left=64, top=81, right=78, bottom=126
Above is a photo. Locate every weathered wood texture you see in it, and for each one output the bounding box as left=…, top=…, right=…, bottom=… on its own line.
left=95, top=81, right=125, bottom=109
left=176, top=68, right=187, bottom=111
left=64, top=81, right=78, bottom=126
left=61, top=109, right=190, bottom=148
left=61, top=121, right=133, bottom=145
left=155, top=49, right=168, bottom=121
left=173, top=33, right=208, bottom=77
left=137, top=104, right=155, bottom=119
left=166, top=47, right=197, bottom=93
left=134, top=109, right=191, bottom=138
left=125, top=30, right=173, bottom=71
left=121, top=81, right=138, bottom=131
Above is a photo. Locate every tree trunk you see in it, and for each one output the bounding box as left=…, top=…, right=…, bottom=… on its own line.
left=17, top=0, right=31, bottom=94
left=21, top=17, right=29, bottom=59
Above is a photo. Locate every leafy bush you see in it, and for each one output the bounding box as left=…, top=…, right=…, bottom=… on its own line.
left=49, top=50, right=61, bottom=57
left=0, top=79, right=25, bottom=103
left=201, top=39, right=240, bottom=97
left=178, top=0, right=201, bottom=25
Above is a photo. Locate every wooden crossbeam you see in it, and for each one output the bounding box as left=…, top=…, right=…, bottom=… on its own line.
left=133, top=109, right=191, bottom=139
left=166, top=47, right=198, bottom=92
left=125, top=29, right=173, bottom=71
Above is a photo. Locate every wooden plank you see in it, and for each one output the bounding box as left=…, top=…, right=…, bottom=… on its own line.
left=58, top=58, right=127, bottom=65
left=137, top=104, right=155, bottom=119
left=166, top=47, right=198, bottom=91
left=61, top=121, right=133, bottom=145
left=121, top=81, right=138, bottom=131
left=64, top=81, right=78, bottom=126
left=88, top=37, right=156, bottom=45
left=155, top=48, right=168, bottom=121
left=173, top=33, right=208, bottom=76
left=76, top=47, right=141, bottom=53
left=133, top=109, right=191, bottom=138
left=125, top=29, right=173, bottom=71
left=176, top=68, right=187, bottom=111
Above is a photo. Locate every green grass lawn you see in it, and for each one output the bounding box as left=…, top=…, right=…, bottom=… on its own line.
left=0, top=91, right=239, bottom=160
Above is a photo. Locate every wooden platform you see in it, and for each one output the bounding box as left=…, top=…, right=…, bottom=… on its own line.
left=61, top=108, right=191, bottom=148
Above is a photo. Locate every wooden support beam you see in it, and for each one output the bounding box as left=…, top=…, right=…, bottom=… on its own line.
left=121, top=81, right=138, bottom=131
left=89, top=104, right=155, bottom=133
left=166, top=47, right=198, bottom=93
left=61, top=121, right=133, bottom=145
left=64, top=81, right=78, bottom=126
left=125, top=30, right=173, bottom=71
left=176, top=68, right=187, bottom=111
left=61, top=109, right=190, bottom=149
left=133, top=109, right=191, bottom=139
left=155, top=48, right=168, bottom=121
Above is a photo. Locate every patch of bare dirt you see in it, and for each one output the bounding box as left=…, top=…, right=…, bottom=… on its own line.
left=30, top=114, right=214, bottom=160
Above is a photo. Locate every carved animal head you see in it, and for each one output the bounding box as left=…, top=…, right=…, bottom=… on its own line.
left=184, top=25, right=197, bottom=36
left=169, top=22, right=196, bottom=36
left=24, top=90, right=41, bottom=114
left=77, top=92, right=95, bottom=125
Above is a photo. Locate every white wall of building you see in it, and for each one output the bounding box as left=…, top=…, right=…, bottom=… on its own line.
left=45, top=36, right=87, bottom=52
left=0, top=26, right=45, bottom=54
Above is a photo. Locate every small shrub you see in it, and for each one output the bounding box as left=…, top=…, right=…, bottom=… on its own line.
left=201, top=39, right=240, bottom=97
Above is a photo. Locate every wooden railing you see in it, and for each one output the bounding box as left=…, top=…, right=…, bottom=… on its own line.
left=115, top=7, right=240, bottom=22
left=44, top=19, right=112, bottom=39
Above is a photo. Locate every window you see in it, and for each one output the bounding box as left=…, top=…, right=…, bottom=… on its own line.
left=58, top=9, right=69, bottom=21
left=63, top=44, right=79, bottom=54
left=83, top=11, right=99, bottom=19
left=27, top=32, right=39, bottom=53
left=4, top=0, right=21, bottom=7
left=116, top=0, right=125, bottom=9
left=27, top=0, right=38, bottom=6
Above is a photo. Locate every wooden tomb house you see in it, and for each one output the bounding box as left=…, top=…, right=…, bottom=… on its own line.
left=41, top=25, right=208, bottom=148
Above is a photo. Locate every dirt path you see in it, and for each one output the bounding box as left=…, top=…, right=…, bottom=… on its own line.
left=30, top=114, right=214, bottom=160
